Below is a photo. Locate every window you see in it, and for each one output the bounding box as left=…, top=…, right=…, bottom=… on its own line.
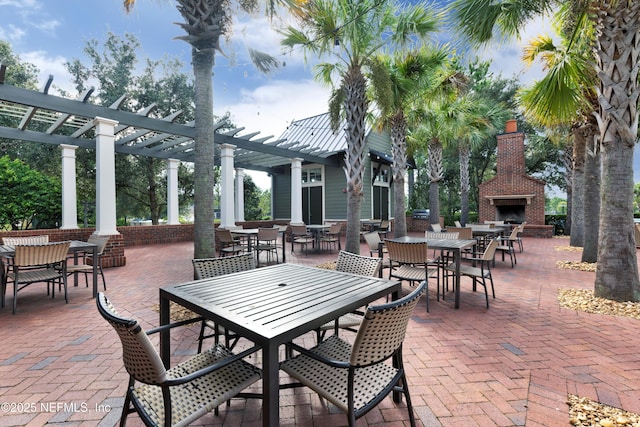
left=302, top=166, right=323, bottom=185
left=372, top=163, right=390, bottom=186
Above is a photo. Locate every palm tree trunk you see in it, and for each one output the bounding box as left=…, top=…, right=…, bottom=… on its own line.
left=459, top=145, right=471, bottom=226
left=581, top=123, right=600, bottom=263
left=562, top=147, right=573, bottom=236
left=192, top=47, right=217, bottom=259
left=343, top=66, right=368, bottom=254
left=390, top=112, right=407, bottom=237
left=570, top=133, right=585, bottom=247
left=594, top=0, right=640, bottom=301
left=428, top=139, right=442, bottom=226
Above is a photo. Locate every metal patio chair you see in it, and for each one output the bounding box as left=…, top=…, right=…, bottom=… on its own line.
left=445, top=238, right=499, bottom=308
left=97, top=293, right=262, bottom=427
left=319, top=223, right=342, bottom=252
left=386, top=240, right=438, bottom=312
left=290, top=224, right=314, bottom=255
left=316, top=250, right=382, bottom=342
left=192, top=253, right=256, bottom=352
left=3, top=241, right=70, bottom=314
left=496, top=226, right=518, bottom=267
left=255, top=227, right=280, bottom=267
left=217, top=228, right=246, bottom=257
left=65, top=235, right=109, bottom=291
left=281, top=281, right=427, bottom=427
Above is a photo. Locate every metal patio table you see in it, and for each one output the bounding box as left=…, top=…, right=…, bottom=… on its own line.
left=0, top=240, right=99, bottom=298
left=231, top=228, right=286, bottom=263
left=159, top=263, right=401, bottom=427
left=385, top=236, right=476, bottom=309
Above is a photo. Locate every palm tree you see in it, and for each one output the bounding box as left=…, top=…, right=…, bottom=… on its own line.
left=369, top=47, right=448, bottom=237
left=123, top=0, right=290, bottom=259
left=281, top=0, right=440, bottom=253
left=453, top=96, right=506, bottom=226
left=451, top=0, right=640, bottom=302
left=407, top=65, right=469, bottom=228
left=518, top=13, right=600, bottom=262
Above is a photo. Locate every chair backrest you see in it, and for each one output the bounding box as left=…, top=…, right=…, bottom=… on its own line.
left=258, top=227, right=279, bottom=241
left=363, top=232, right=382, bottom=252
left=430, top=223, right=442, bottom=232
left=96, top=293, right=167, bottom=384
left=350, top=280, right=427, bottom=366
left=328, top=223, right=342, bottom=235
left=378, top=220, right=390, bottom=230
left=445, top=227, right=473, bottom=239
left=386, top=240, right=429, bottom=264
left=335, top=250, right=381, bottom=277
left=290, top=224, right=309, bottom=236
left=13, top=241, right=71, bottom=267
left=482, top=238, right=500, bottom=261
left=87, top=235, right=110, bottom=255
left=217, top=228, right=236, bottom=243
left=484, top=220, right=504, bottom=225
left=3, top=235, right=49, bottom=245
left=454, top=220, right=462, bottom=227
left=425, top=231, right=459, bottom=240
left=192, top=253, right=256, bottom=279
left=507, top=226, right=519, bottom=240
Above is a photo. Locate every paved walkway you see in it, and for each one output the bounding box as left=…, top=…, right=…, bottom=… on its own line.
left=0, top=235, right=638, bottom=427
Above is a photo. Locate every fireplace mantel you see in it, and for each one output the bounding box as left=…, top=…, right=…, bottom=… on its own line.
left=485, top=194, right=535, bottom=205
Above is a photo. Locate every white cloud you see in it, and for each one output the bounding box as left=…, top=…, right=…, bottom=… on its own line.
left=33, top=18, right=60, bottom=33
left=0, top=23, right=26, bottom=42
left=0, top=0, right=40, bottom=7
left=217, top=78, right=330, bottom=140
left=20, top=50, right=73, bottom=92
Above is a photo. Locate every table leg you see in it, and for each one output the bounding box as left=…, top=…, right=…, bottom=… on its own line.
left=281, top=232, right=286, bottom=263
left=262, top=342, right=280, bottom=427
left=159, top=295, right=171, bottom=369
left=454, top=249, right=461, bottom=309
left=92, top=245, right=98, bottom=298
left=73, top=251, right=80, bottom=288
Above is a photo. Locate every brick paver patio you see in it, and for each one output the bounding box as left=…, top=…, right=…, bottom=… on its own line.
left=0, top=234, right=639, bottom=427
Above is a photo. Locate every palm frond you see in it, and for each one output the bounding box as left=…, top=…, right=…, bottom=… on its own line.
left=248, top=48, right=281, bottom=74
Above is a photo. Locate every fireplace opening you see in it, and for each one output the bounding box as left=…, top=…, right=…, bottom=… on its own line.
left=495, top=205, right=525, bottom=224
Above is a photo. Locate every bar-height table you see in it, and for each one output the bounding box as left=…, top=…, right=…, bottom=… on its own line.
left=385, top=236, right=476, bottom=309
left=159, top=263, right=401, bottom=427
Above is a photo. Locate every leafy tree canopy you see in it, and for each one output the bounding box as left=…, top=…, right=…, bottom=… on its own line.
left=0, top=156, right=61, bottom=230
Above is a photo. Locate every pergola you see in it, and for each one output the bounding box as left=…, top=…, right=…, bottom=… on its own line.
left=0, top=65, right=342, bottom=233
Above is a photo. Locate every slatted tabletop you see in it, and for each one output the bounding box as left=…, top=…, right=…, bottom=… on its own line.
left=159, top=263, right=400, bottom=427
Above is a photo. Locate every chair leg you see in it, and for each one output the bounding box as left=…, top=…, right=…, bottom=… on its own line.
left=13, top=282, right=17, bottom=315
left=119, top=381, right=135, bottom=427
left=63, top=275, right=68, bottom=304
left=197, top=321, right=207, bottom=353
left=399, top=373, right=417, bottom=427
left=99, top=267, right=107, bottom=290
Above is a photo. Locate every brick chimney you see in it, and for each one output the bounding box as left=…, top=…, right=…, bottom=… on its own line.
left=497, top=119, right=526, bottom=176
left=477, top=119, right=546, bottom=225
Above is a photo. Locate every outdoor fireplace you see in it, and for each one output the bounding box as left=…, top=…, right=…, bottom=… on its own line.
left=478, top=120, right=545, bottom=225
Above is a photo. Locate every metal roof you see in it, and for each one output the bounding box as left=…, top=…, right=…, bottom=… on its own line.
left=0, top=70, right=340, bottom=175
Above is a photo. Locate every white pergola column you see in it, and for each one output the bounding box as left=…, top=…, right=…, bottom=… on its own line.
left=235, top=168, right=245, bottom=223
left=290, top=158, right=303, bottom=225
left=60, top=144, right=79, bottom=229
left=94, top=116, right=119, bottom=235
left=220, top=143, right=236, bottom=229
left=167, top=158, right=180, bottom=225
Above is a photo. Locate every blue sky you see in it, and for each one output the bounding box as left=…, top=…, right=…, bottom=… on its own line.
left=1, top=0, right=591, bottom=188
